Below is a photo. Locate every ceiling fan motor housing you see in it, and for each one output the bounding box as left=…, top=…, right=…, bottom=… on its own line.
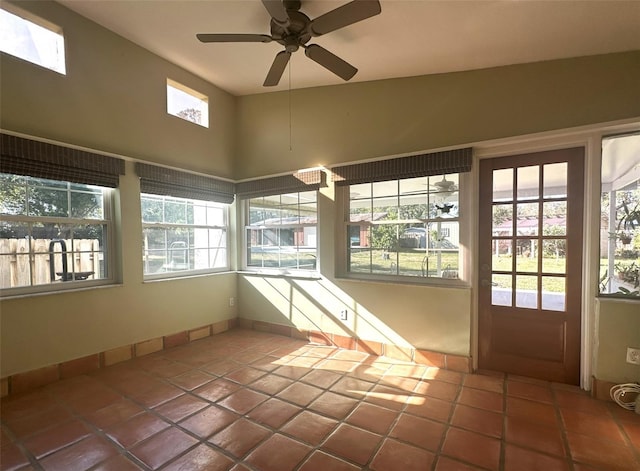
left=271, top=10, right=312, bottom=50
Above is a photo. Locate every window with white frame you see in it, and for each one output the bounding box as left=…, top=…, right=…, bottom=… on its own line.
left=346, top=174, right=461, bottom=279
left=141, top=194, right=228, bottom=276
left=166, top=79, right=209, bottom=128
left=334, top=148, right=472, bottom=283
left=0, top=133, right=123, bottom=295
left=245, top=191, right=318, bottom=271
left=0, top=4, right=66, bottom=74
left=136, top=162, right=234, bottom=279
left=0, top=174, right=113, bottom=292
left=598, top=133, right=640, bottom=298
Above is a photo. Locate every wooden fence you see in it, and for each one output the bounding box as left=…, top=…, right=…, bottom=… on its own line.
left=0, top=239, right=100, bottom=289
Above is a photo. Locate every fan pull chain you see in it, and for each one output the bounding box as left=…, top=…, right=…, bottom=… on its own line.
left=288, top=61, right=292, bottom=151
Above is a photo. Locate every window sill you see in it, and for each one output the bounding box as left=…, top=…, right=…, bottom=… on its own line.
left=335, top=273, right=471, bottom=289
left=596, top=294, right=640, bottom=303
left=237, top=269, right=322, bottom=280
left=0, top=282, right=123, bottom=300
left=143, top=269, right=235, bottom=283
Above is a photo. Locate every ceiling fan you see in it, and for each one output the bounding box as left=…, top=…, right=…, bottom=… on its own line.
left=196, top=0, right=382, bottom=87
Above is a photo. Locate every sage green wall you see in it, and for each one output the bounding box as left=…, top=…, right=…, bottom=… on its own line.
left=237, top=183, right=472, bottom=356
left=235, top=52, right=640, bottom=364
left=236, top=51, right=640, bottom=179
left=0, top=1, right=237, bottom=377
left=594, top=300, right=640, bottom=383
left=0, top=0, right=236, bottom=178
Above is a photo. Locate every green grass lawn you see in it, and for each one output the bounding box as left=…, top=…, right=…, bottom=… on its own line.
left=349, top=249, right=569, bottom=291
left=492, top=255, right=566, bottom=292
left=350, top=248, right=459, bottom=277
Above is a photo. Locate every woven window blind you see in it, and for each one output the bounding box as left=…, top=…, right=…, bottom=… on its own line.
left=135, top=163, right=235, bottom=204
left=236, top=169, right=326, bottom=199
left=331, top=148, right=472, bottom=186
left=0, top=133, right=125, bottom=188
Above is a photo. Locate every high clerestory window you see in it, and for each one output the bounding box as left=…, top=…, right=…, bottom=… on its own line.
left=166, top=79, right=209, bottom=128
left=0, top=3, right=66, bottom=74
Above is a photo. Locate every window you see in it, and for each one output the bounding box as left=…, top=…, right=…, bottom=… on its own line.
left=333, top=148, right=472, bottom=283
left=166, top=79, right=209, bottom=128
left=245, top=192, right=318, bottom=271
left=345, top=174, right=462, bottom=280
left=136, top=162, right=234, bottom=279
left=0, top=174, right=113, bottom=293
left=141, top=194, right=228, bottom=277
left=0, top=132, right=124, bottom=296
left=598, top=133, right=640, bottom=298
left=237, top=169, right=325, bottom=274
left=0, top=4, right=66, bottom=74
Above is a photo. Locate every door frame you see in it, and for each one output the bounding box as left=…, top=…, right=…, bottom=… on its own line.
left=477, top=147, right=584, bottom=384
left=470, top=119, right=640, bottom=389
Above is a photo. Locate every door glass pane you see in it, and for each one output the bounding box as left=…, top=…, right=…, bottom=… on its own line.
left=493, top=168, right=513, bottom=202
left=516, top=239, right=538, bottom=272
left=516, top=275, right=538, bottom=309
left=492, top=239, right=512, bottom=270
left=516, top=202, right=539, bottom=235
left=543, top=201, right=566, bottom=236
left=517, top=166, right=539, bottom=201
left=493, top=204, right=512, bottom=234
left=542, top=240, right=566, bottom=273
left=492, top=274, right=512, bottom=306
left=543, top=163, right=567, bottom=198
left=542, top=276, right=565, bottom=311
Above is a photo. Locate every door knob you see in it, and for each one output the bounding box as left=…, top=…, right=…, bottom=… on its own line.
left=481, top=279, right=497, bottom=287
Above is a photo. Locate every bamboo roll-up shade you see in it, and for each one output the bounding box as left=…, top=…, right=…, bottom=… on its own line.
left=236, top=169, right=326, bottom=199
left=1, top=133, right=125, bottom=188
left=136, top=162, right=235, bottom=204
left=331, top=148, right=472, bottom=186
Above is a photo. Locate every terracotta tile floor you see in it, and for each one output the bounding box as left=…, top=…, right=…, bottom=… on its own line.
left=2, top=329, right=639, bottom=471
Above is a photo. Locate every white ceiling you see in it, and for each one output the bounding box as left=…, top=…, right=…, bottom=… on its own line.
left=56, top=0, right=640, bottom=97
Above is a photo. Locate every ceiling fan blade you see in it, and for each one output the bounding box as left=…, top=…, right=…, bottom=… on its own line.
left=304, top=44, right=357, bottom=81
left=263, top=51, right=291, bottom=86
left=309, top=0, right=381, bottom=36
left=197, top=33, right=272, bottom=43
left=261, top=0, right=290, bottom=26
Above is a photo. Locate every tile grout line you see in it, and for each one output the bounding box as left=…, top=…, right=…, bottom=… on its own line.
left=550, top=383, right=578, bottom=471
left=4, top=331, right=638, bottom=471
left=499, top=374, right=508, bottom=471
left=428, top=366, right=464, bottom=471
